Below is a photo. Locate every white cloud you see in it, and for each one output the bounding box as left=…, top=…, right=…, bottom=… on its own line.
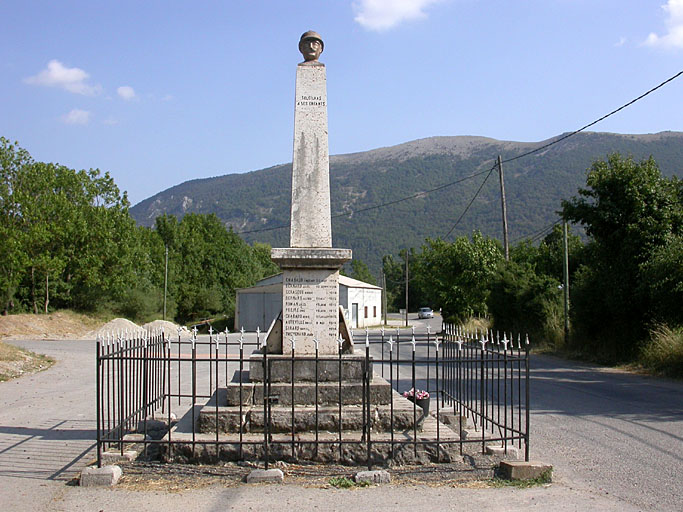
left=25, top=60, right=101, bottom=95
left=62, top=109, right=91, bottom=125
left=614, top=36, right=627, bottom=47
left=102, top=118, right=119, bottom=126
left=353, top=0, right=442, bottom=31
left=117, top=85, right=136, bottom=100
left=644, top=0, right=683, bottom=48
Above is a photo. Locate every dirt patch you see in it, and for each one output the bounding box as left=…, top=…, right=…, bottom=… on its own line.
left=0, top=311, right=102, bottom=341
left=116, top=460, right=498, bottom=491
left=0, top=341, right=54, bottom=381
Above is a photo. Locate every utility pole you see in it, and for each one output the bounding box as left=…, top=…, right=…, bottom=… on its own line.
left=405, top=251, right=409, bottom=327
left=163, top=245, right=169, bottom=321
left=563, top=221, right=570, bottom=346
left=381, top=270, right=388, bottom=326
left=498, top=155, right=510, bottom=261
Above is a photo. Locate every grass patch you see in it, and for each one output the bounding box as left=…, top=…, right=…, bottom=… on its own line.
left=638, top=325, right=683, bottom=378
left=328, top=476, right=370, bottom=489
left=491, top=469, right=552, bottom=488
left=0, top=341, right=54, bottom=381
left=460, top=316, right=491, bottom=334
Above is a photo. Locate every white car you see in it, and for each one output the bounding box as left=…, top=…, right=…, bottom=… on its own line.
left=417, top=307, right=434, bottom=319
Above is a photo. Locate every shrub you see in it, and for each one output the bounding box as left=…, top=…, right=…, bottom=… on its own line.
left=639, top=325, right=683, bottom=378
left=488, top=261, right=564, bottom=348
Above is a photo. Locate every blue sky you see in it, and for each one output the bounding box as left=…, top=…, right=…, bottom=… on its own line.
left=2, top=0, right=682, bottom=205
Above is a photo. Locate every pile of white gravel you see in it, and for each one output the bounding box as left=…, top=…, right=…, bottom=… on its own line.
left=82, top=318, right=190, bottom=340
left=142, top=320, right=190, bottom=338
left=83, top=318, right=144, bottom=339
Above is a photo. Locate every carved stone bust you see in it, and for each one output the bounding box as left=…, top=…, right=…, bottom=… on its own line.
left=299, top=30, right=324, bottom=65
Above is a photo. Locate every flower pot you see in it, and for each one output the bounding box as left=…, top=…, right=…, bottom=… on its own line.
left=407, top=396, right=430, bottom=416
left=415, top=397, right=430, bottom=416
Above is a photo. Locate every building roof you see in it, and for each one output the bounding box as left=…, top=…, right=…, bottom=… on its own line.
left=237, top=272, right=381, bottom=292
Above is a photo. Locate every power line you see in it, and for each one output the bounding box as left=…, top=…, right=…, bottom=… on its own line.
left=511, top=218, right=563, bottom=244
left=501, top=69, right=683, bottom=165
left=236, top=68, right=683, bottom=237
left=442, top=165, right=497, bottom=239
left=236, top=167, right=491, bottom=235
left=439, top=69, right=683, bottom=241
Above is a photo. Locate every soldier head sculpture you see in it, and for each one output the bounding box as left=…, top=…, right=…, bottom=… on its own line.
left=299, top=30, right=324, bottom=63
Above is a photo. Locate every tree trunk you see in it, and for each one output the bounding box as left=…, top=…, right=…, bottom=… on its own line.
left=44, top=272, right=49, bottom=314
left=31, top=266, right=38, bottom=314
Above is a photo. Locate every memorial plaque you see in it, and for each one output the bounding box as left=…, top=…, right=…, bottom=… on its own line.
left=282, top=269, right=339, bottom=355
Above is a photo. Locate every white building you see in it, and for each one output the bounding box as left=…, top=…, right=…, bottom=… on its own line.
left=235, top=273, right=382, bottom=331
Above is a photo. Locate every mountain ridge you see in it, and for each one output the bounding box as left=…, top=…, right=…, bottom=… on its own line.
left=130, top=131, right=683, bottom=274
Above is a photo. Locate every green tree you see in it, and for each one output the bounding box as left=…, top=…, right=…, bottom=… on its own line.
left=167, top=214, right=271, bottom=323
left=382, top=249, right=427, bottom=313
left=349, top=259, right=377, bottom=285
left=419, top=231, right=502, bottom=322
left=488, top=261, right=563, bottom=346
left=0, top=138, right=31, bottom=313
left=561, top=154, right=683, bottom=358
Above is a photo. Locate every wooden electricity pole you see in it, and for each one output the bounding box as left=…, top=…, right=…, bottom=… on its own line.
left=381, top=270, right=388, bottom=326
left=563, top=221, right=570, bottom=346
left=498, top=155, right=510, bottom=261
left=163, top=245, right=169, bottom=321
left=405, top=251, right=409, bottom=327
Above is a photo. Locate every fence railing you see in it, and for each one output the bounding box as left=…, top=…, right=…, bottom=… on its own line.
left=96, top=323, right=530, bottom=469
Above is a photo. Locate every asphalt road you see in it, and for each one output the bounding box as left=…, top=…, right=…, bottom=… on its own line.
left=389, top=315, right=683, bottom=511
left=1, top=324, right=681, bottom=511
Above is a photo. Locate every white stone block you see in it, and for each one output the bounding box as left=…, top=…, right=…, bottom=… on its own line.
left=354, top=470, right=391, bottom=484
left=80, top=465, right=122, bottom=487
left=246, top=468, right=284, bottom=483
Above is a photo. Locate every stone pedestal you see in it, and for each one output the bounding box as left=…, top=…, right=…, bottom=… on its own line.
left=271, top=247, right=351, bottom=354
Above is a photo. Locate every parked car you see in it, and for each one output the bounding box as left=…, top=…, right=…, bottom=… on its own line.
left=417, top=307, right=434, bottom=319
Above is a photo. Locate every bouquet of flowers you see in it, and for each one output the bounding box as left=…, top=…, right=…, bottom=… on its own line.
left=403, top=388, right=430, bottom=400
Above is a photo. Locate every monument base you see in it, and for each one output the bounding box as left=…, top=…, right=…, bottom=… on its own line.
left=271, top=247, right=352, bottom=355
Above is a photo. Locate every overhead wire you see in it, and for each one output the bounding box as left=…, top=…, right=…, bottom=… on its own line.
left=235, top=68, right=683, bottom=237
left=442, top=164, right=497, bottom=240
left=508, top=218, right=566, bottom=245
left=235, top=167, right=491, bottom=235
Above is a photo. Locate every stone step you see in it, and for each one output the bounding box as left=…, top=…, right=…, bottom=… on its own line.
left=222, top=374, right=393, bottom=406
left=248, top=351, right=371, bottom=383
left=197, top=404, right=425, bottom=434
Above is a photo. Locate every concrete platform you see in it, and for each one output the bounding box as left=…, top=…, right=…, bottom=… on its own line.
left=161, top=391, right=464, bottom=465
left=198, top=393, right=430, bottom=434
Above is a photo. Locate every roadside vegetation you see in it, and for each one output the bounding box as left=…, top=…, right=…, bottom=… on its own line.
left=384, top=154, right=683, bottom=377
left=0, top=137, right=278, bottom=327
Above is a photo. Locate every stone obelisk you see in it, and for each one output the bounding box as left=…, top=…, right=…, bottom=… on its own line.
left=271, top=31, right=351, bottom=355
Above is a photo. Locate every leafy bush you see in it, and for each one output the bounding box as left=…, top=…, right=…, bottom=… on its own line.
left=488, top=262, right=564, bottom=348
left=640, top=234, right=683, bottom=326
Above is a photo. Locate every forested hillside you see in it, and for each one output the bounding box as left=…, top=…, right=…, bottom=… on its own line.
left=131, top=131, right=683, bottom=274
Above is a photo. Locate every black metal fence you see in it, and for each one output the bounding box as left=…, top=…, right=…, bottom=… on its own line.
left=96, top=323, right=530, bottom=469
